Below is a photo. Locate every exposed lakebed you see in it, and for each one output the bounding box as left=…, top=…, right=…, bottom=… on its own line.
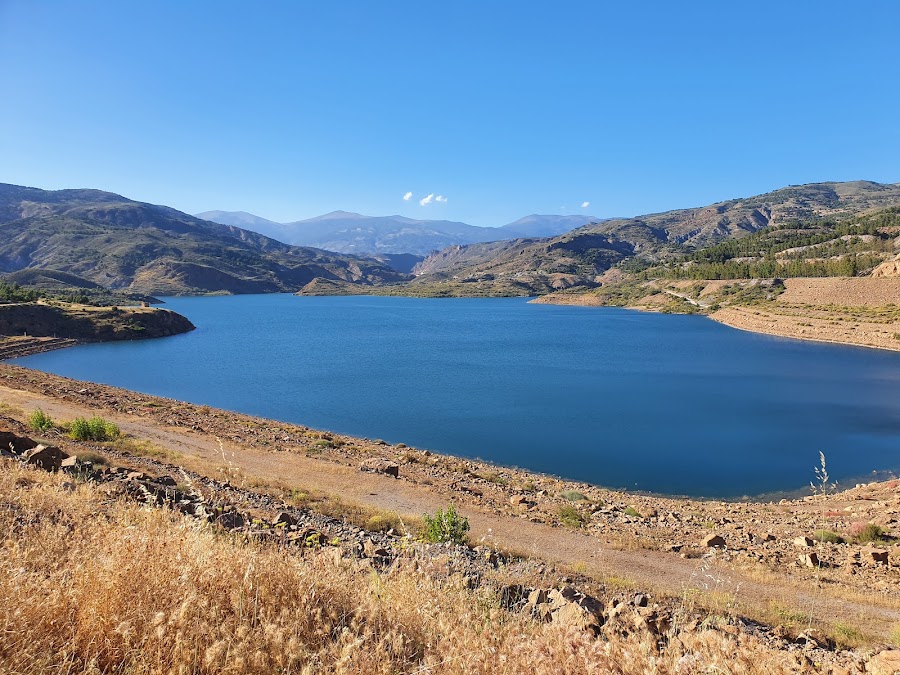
left=11, top=295, right=900, bottom=498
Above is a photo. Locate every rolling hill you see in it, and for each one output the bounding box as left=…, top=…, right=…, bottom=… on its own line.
left=0, top=184, right=407, bottom=295
left=409, top=181, right=900, bottom=295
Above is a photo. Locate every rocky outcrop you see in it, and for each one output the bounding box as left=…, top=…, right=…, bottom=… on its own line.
left=0, top=303, right=194, bottom=342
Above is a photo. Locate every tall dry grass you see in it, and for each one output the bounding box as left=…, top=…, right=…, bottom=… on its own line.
left=0, top=463, right=816, bottom=674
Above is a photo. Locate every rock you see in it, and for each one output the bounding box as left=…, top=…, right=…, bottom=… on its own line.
left=273, top=511, right=296, bottom=527
left=363, top=539, right=390, bottom=558
left=793, top=536, right=815, bottom=548
left=761, top=533, right=777, bottom=542
left=359, top=458, right=400, bottom=478
left=0, top=431, right=38, bottom=455
left=703, top=534, right=726, bottom=548
left=60, top=456, right=78, bottom=469
left=799, top=552, right=819, bottom=567
left=126, top=471, right=146, bottom=481
left=155, top=475, right=177, bottom=487
left=525, top=587, right=603, bottom=633
left=23, top=445, right=68, bottom=472
left=216, top=511, right=246, bottom=530
left=869, top=650, right=900, bottom=675
left=861, top=546, right=889, bottom=565
left=509, top=495, right=527, bottom=507
left=632, top=593, right=648, bottom=608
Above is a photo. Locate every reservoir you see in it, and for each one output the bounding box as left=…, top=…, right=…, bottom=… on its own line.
left=11, top=295, right=900, bottom=498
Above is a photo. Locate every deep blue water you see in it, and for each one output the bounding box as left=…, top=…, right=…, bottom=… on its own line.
left=10, top=295, right=900, bottom=498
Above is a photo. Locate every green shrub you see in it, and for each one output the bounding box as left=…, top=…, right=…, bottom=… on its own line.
left=849, top=522, right=885, bottom=544
left=559, top=490, right=587, bottom=502
left=813, top=529, right=844, bottom=544
left=421, top=505, right=470, bottom=545
left=558, top=505, right=586, bottom=528
left=69, top=416, right=120, bottom=442
left=623, top=506, right=642, bottom=518
left=27, top=408, right=54, bottom=432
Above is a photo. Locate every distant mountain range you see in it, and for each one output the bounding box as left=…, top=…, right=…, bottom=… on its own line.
left=194, top=210, right=603, bottom=257
left=0, top=184, right=407, bottom=295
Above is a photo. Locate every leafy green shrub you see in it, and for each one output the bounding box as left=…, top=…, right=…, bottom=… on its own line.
left=69, top=416, right=120, bottom=442
left=559, top=490, right=587, bottom=502
left=813, top=529, right=844, bottom=544
left=27, top=408, right=54, bottom=432
left=623, top=506, right=642, bottom=518
left=849, top=522, right=885, bottom=544
left=558, top=505, right=586, bottom=528
left=422, top=505, right=470, bottom=545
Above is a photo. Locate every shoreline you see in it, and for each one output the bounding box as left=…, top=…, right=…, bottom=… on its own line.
left=533, top=277, right=900, bottom=354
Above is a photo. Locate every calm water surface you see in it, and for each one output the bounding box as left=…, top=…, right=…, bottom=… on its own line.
left=11, top=295, right=900, bottom=497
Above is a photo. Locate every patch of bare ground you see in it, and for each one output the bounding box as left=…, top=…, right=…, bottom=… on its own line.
left=711, top=278, right=900, bottom=352
left=1, top=363, right=900, bottom=653
left=779, top=278, right=900, bottom=307
left=4, top=449, right=895, bottom=674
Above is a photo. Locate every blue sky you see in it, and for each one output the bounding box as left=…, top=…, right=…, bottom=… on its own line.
left=1, top=1, right=898, bottom=227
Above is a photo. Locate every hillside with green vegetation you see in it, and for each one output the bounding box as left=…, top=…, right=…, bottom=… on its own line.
left=409, top=181, right=900, bottom=296
left=0, top=183, right=408, bottom=295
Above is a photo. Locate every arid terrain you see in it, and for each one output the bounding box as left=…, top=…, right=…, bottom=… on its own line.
left=536, top=277, right=900, bottom=352
left=1, top=358, right=898, bottom=673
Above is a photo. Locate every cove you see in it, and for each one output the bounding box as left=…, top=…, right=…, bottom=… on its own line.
left=10, top=295, right=900, bottom=498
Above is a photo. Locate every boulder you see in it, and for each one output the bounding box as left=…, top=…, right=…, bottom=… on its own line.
left=799, top=552, right=819, bottom=568
left=216, top=511, right=246, bottom=530
left=0, top=431, right=39, bottom=455
left=861, top=547, right=889, bottom=565
left=363, top=539, right=390, bottom=558
left=869, top=650, right=900, bottom=675
left=703, top=534, right=726, bottom=548
left=23, top=445, right=68, bottom=472
left=359, top=458, right=400, bottom=478
left=272, top=511, right=296, bottom=527
left=793, top=536, right=815, bottom=548
left=525, top=587, right=604, bottom=634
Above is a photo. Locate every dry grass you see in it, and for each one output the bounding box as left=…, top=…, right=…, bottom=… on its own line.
left=0, top=461, right=832, bottom=674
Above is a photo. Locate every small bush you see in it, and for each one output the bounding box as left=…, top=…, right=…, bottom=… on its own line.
left=421, top=505, right=470, bottom=545
left=69, top=416, right=120, bottom=442
left=813, top=529, right=844, bottom=544
left=364, top=512, right=403, bottom=533
left=558, top=505, right=586, bottom=528
left=27, top=409, right=54, bottom=432
left=848, top=522, right=885, bottom=544
left=831, top=621, right=865, bottom=649
left=623, top=506, right=642, bottom=518
left=76, top=451, right=109, bottom=467
left=559, top=490, right=588, bottom=502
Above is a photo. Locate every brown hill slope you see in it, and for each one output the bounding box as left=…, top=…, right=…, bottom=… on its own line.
left=0, top=183, right=408, bottom=295
left=412, top=181, right=900, bottom=295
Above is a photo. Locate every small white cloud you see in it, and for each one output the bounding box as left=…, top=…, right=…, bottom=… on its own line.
left=419, top=193, right=434, bottom=206
left=435, top=195, right=447, bottom=203
left=581, top=201, right=590, bottom=208
left=402, top=191, right=413, bottom=201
